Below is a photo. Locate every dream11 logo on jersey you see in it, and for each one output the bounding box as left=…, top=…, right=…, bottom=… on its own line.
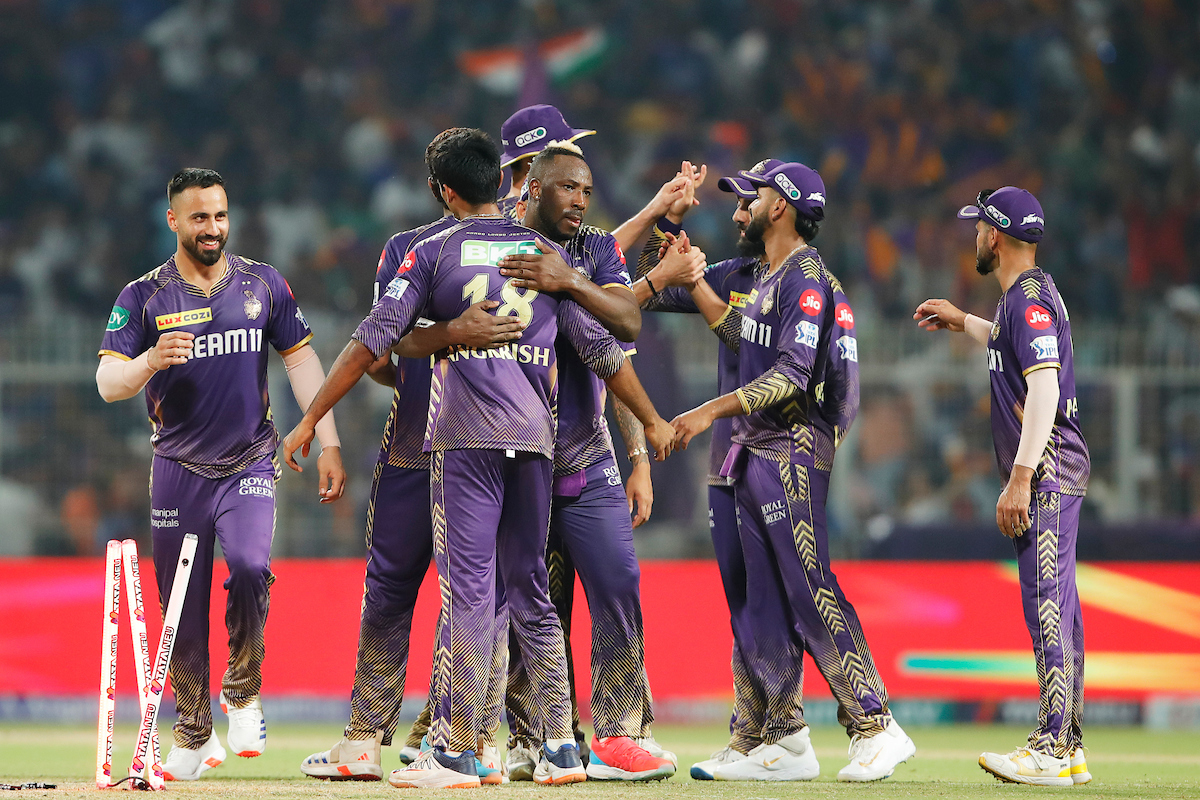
left=1025, top=305, right=1052, bottom=330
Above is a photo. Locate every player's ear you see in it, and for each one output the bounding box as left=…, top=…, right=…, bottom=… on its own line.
left=166, top=207, right=178, bottom=232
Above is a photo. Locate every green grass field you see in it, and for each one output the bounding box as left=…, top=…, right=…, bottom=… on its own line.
left=2, top=723, right=1197, bottom=799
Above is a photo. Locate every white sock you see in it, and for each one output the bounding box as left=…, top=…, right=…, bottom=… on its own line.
left=545, top=738, right=574, bottom=751
left=444, top=749, right=462, bottom=757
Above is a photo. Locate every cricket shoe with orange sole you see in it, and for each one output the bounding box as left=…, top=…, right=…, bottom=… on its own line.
left=301, top=731, right=384, bottom=780
left=586, top=736, right=675, bottom=781
left=162, top=733, right=226, bottom=781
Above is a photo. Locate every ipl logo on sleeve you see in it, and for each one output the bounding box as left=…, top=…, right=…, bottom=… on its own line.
left=795, top=320, right=819, bottom=349
left=385, top=276, right=409, bottom=300
left=836, top=336, right=858, bottom=362
left=1030, top=335, right=1059, bottom=360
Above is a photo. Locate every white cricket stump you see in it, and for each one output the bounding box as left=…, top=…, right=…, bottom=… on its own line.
left=95, top=534, right=198, bottom=790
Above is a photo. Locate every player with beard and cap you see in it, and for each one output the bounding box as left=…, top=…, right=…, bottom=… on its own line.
left=96, top=168, right=346, bottom=779
left=499, top=104, right=595, bottom=219
left=915, top=188, right=1091, bottom=787
left=671, top=162, right=916, bottom=782
left=629, top=158, right=819, bottom=779
left=283, top=129, right=676, bottom=789
left=299, top=128, right=525, bottom=784
left=486, top=143, right=701, bottom=782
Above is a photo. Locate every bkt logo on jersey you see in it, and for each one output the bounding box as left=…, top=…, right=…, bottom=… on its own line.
left=461, top=239, right=538, bottom=266
left=774, top=173, right=802, bottom=201
left=1025, top=304, right=1052, bottom=330
left=514, top=126, right=548, bottom=147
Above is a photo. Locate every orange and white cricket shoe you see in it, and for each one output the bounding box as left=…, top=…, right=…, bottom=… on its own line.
left=220, top=691, right=266, bottom=757
left=162, top=733, right=226, bottom=781
left=389, top=749, right=481, bottom=789
left=586, top=736, right=675, bottom=781
left=300, top=732, right=384, bottom=780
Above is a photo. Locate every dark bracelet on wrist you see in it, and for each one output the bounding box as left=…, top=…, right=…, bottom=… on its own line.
left=645, top=275, right=660, bottom=297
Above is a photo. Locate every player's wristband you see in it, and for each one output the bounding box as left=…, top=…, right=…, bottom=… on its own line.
left=644, top=276, right=660, bottom=297
left=627, top=447, right=649, bottom=461
left=656, top=217, right=683, bottom=237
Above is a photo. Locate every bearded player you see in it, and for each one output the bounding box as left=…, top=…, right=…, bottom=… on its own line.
left=915, top=187, right=1090, bottom=787
left=96, top=168, right=345, bottom=780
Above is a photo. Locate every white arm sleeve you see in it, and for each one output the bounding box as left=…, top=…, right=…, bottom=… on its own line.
left=283, top=344, right=341, bottom=449
left=96, top=353, right=157, bottom=402
left=1014, top=368, right=1061, bottom=470
left=964, top=314, right=993, bottom=345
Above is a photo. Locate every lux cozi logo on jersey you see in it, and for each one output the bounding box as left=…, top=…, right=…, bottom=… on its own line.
left=191, top=328, right=265, bottom=359
left=728, top=288, right=758, bottom=308
left=155, top=307, right=212, bottom=330
left=741, top=315, right=773, bottom=347
left=461, top=239, right=539, bottom=267
left=444, top=341, right=553, bottom=367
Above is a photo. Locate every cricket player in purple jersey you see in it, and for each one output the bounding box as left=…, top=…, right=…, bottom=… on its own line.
left=490, top=144, right=701, bottom=782
left=301, top=131, right=527, bottom=784
left=95, top=168, right=345, bottom=780
left=672, top=162, right=916, bottom=782
left=630, top=158, right=819, bottom=780
left=915, top=187, right=1091, bottom=787
left=282, top=129, right=674, bottom=790
left=498, top=104, right=595, bottom=217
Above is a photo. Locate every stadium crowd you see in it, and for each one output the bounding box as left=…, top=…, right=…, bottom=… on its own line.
left=2, top=0, right=1199, bottom=555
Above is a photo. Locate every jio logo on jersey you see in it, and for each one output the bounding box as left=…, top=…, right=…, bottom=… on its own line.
left=1025, top=304, right=1052, bottom=330
left=834, top=302, right=854, bottom=328
left=799, top=289, right=823, bottom=316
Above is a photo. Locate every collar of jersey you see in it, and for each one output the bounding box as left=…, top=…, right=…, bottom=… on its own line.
left=163, top=254, right=236, bottom=298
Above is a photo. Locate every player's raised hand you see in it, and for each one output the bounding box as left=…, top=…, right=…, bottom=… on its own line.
left=671, top=405, right=714, bottom=450
left=656, top=229, right=692, bottom=261
left=449, top=300, right=526, bottom=348
left=626, top=461, right=654, bottom=528
left=643, top=416, right=675, bottom=461
left=914, top=299, right=967, bottom=332
left=996, top=466, right=1034, bottom=539
left=644, top=174, right=690, bottom=219
left=316, top=446, right=346, bottom=503
left=654, top=237, right=706, bottom=289
left=666, top=161, right=708, bottom=223
left=499, top=239, right=579, bottom=293
left=148, top=331, right=194, bottom=370
left=281, top=421, right=315, bottom=473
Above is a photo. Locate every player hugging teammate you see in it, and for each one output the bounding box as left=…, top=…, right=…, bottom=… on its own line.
left=105, top=104, right=1089, bottom=790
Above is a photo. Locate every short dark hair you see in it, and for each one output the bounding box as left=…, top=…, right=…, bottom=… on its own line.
left=167, top=168, right=224, bottom=204
left=425, top=128, right=473, bottom=208
left=528, top=143, right=587, bottom=178
left=794, top=213, right=820, bottom=242
left=427, top=129, right=501, bottom=206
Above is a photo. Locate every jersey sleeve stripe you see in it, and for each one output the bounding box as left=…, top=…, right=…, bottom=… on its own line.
left=600, top=282, right=634, bottom=292
left=1022, top=361, right=1061, bottom=376
left=277, top=332, right=314, bottom=356
left=97, top=349, right=133, bottom=361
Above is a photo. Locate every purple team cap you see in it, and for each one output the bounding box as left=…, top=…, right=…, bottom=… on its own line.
left=717, top=158, right=785, bottom=198
left=744, top=162, right=826, bottom=221
left=500, top=104, right=596, bottom=168
left=957, top=186, right=1045, bottom=243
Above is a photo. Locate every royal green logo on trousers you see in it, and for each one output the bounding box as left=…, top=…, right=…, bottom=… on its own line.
left=107, top=306, right=130, bottom=331
left=460, top=239, right=539, bottom=267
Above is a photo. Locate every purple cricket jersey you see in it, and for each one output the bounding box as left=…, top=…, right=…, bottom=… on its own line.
left=644, top=254, right=758, bottom=484
left=354, top=216, right=626, bottom=459
left=986, top=267, right=1090, bottom=495
left=553, top=224, right=635, bottom=476
left=99, top=254, right=313, bottom=478
left=732, top=246, right=859, bottom=470
left=498, top=195, right=520, bottom=222
left=372, top=215, right=461, bottom=470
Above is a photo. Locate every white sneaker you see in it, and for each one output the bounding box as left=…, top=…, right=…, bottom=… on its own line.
left=220, top=691, right=266, bottom=757
left=300, top=732, right=383, bottom=780
left=979, top=747, right=1072, bottom=787
left=1070, top=747, right=1091, bottom=784
left=162, top=734, right=226, bottom=781
left=534, top=743, right=587, bottom=785
left=506, top=742, right=538, bottom=782
left=478, top=745, right=508, bottom=785
left=837, top=719, right=916, bottom=782
left=636, top=735, right=678, bottom=768
left=398, top=744, right=421, bottom=765
left=712, top=730, right=819, bottom=781
left=389, top=749, right=481, bottom=789
left=690, top=746, right=748, bottom=780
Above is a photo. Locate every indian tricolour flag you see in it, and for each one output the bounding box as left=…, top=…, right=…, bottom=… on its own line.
left=458, top=28, right=609, bottom=95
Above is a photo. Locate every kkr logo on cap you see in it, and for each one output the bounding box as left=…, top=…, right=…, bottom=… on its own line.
left=750, top=159, right=772, bottom=174
left=775, top=173, right=802, bottom=201
left=986, top=204, right=1011, bottom=228
left=514, top=127, right=548, bottom=147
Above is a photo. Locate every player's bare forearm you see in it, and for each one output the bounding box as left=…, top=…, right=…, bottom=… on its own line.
left=612, top=204, right=661, bottom=253
left=613, top=395, right=648, bottom=468
left=631, top=278, right=655, bottom=307
left=569, top=282, right=641, bottom=342
left=604, top=360, right=673, bottom=460
left=914, top=299, right=991, bottom=344
left=283, top=339, right=374, bottom=472
left=365, top=353, right=396, bottom=387
left=690, top=277, right=731, bottom=328
left=671, top=393, right=743, bottom=450
left=395, top=321, right=455, bottom=359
